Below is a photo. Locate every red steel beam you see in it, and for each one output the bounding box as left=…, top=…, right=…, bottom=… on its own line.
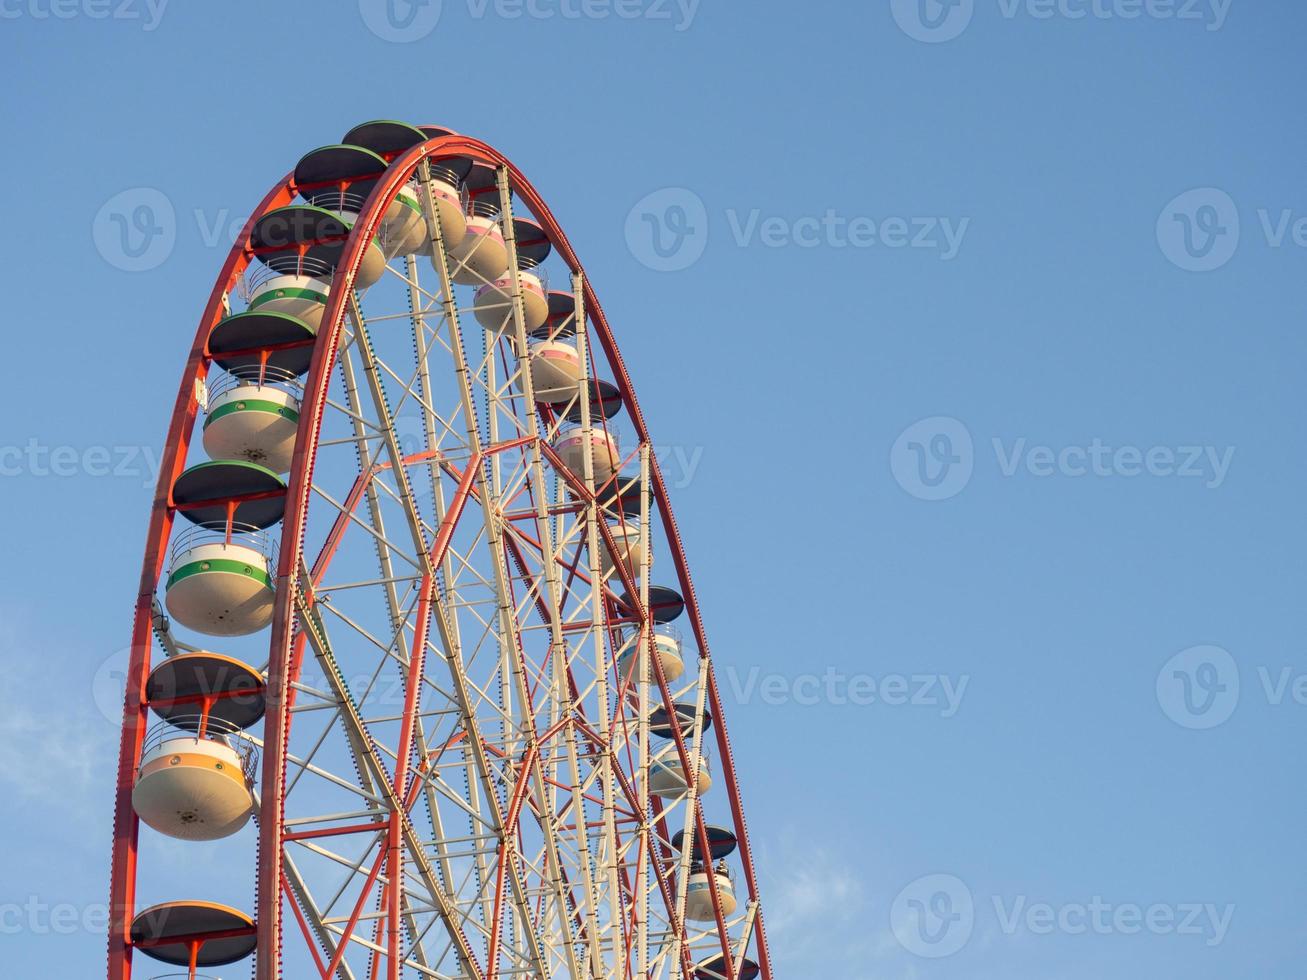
left=107, top=174, right=296, bottom=980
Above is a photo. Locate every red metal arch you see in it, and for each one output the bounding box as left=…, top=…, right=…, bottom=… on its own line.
left=108, top=174, right=295, bottom=980
left=108, top=134, right=771, bottom=980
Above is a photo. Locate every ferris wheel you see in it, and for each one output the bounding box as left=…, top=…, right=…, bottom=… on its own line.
left=106, top=120, right=771, bottom=980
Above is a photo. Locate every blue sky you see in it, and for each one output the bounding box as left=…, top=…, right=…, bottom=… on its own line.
left=2, top=0, right=1305, bottom=976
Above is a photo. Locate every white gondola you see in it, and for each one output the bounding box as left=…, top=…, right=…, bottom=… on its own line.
left=201, top=366, right=301, bottom=474
left=242, top=270, right=331, bottom=330
left=554, top=423, right=620, bottom=484
left=686, top=866, right=738, bottom=921
left=311, top=195, right=389, bottom=287
left=518, top=337, right=582, bottom=404
left=449, top=162, right=510, bottom=285
left=473, top=216, right=553, bottom=332
left=295, top=144, right=408, bottom=269
left=516, top=290, right=585, bottom=404
left=598, top=515, right=649, bottom=577
left=317, top=187, right=423, bottom=262
left=616, top=624, right=685, bottom=686
left=648, top=749, right=713, bottom=797
left=342, top=119, right=471, bottom=253
left=132, top=652, right=265, bottom=842
left=411, top=170, right=468, bottom=253
left=133, top=719, right=257, bottom=841
left=647, top=703, right=714, bottom=797
left=448, top=213, right=508, bottom=284
left=383, top=184, right=427, bottom=258
left=163, top=462, right=285, bottom=637
left=473, top=268, right=548, bottom=332
left=165, top=523, right=277, bottom=637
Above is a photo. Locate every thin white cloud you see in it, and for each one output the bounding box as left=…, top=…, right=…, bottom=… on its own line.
left=0, top=686, right=110, bottom=806
left=0, top=616, right=116, bottom=812
left=758, top=830, right=881, bottom=971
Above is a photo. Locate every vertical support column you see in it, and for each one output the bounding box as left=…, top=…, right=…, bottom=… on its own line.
left=732, top=902, right=759, bottom=979
left=669, top=655, right=712, bottom=977
left=637, top=443, right=653, bottom=979
left=496, top=167, right=585, bottom=980
left=578, top=272, right=625, bottom=980
left=568, top=271, right=608, bottom=978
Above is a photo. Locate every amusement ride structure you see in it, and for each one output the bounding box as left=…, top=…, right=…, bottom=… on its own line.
left=106, top=121, right=770, bottom=979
